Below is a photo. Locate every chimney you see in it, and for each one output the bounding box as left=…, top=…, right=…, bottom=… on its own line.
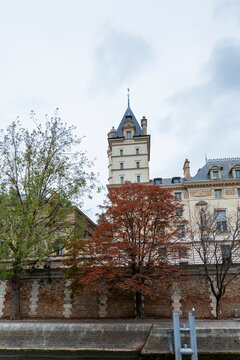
left=141, top=116, right=147, bottom=135
left=183, top=159, right=191, bottom=180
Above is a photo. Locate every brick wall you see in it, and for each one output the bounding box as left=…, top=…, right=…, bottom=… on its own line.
left=1, top=265, right=240, bottom=319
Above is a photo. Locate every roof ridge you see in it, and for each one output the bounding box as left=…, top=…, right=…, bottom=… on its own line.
left=207, top=157, right=240, bottom=162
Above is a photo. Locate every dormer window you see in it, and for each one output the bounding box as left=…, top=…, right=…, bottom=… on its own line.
left=172, top=177, right=181, bottom=184
left=231, top=165, right=240, bottom=178
left=126, top=131, right=132, bottom=139
left=212, top=170, right=220, bottom=179
left=154, top=178, right=162, bottom=185
left=209, top=166, right=222, bottom=180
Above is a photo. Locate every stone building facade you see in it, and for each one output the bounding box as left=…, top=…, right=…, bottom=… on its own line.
left=107, top=99, right=150, bottom=186
left=107, top=102, right=240, bottom=265
left=155, top=157, right=240, bottom=264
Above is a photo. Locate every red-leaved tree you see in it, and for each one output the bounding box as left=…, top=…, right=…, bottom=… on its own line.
left=65, top=182, right=188, bottom=318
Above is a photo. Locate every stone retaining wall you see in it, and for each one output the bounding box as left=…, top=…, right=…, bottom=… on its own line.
left=1, top=265, right=240, bottom=319
left=0, top=321, right=239, bottom=354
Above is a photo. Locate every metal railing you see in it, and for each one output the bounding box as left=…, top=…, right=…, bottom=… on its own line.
left=173, top=310, right=198, bottom=360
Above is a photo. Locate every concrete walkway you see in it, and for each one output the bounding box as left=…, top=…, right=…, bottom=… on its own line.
left=1, top=317, right=240, bottom=327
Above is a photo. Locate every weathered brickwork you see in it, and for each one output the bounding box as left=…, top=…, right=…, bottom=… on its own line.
left=70, top=288, right=99, bottom=318
left=144, top=287, right=173, bottom=318
left=178, top=275, right=212, bottom=319
left=1, top=266, right=240, bottom=319
left=107, top=290, right=135, bottom=318
left=37, top=278, right=64, bottom=318
left=219, top=277, right=240, bottom=318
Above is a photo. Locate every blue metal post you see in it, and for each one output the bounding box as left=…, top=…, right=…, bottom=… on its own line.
left=173, top=311, right=182, bottom=360
left=189, top=311, right=198, bottom=360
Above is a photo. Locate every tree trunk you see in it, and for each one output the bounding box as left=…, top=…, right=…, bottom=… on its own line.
left=135, top=290, right=143, bottom=318
left=10, top=276, right=21, bottom=320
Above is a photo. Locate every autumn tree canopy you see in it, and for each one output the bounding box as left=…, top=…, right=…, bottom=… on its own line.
left=65, top=181, right=187, bottom=318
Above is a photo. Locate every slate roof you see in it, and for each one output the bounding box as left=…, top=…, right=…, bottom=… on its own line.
left=155, top=158, right=240, bottom=185
left=161, top=178, right=184, bottom=185
left=190, top=158, right=240, bottom=182
left=114, top=105, right=144, bottom=138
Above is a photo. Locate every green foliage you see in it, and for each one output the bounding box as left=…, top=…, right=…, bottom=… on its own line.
left=0, top=114, right=98, bottom=279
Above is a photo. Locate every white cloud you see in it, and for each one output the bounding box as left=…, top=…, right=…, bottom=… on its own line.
left=89, top=25, right=152, bottom=94
left=152, top=38, right=240, bottom=178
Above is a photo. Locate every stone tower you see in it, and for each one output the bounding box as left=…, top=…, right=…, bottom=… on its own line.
left=107, top=99, right=150, bottom=186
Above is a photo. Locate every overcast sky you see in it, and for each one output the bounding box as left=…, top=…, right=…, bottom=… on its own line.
left=1, top=0, right=240, bottom=220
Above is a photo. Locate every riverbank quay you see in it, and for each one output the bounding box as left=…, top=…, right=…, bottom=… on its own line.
left=0, top=319, right=239, bottom=358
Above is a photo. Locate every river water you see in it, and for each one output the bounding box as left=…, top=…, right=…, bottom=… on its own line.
left=0, top=355, right=239, bottom=360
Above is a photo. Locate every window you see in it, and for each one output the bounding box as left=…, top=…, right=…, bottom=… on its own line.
left=175, top=192, right=182, bottom=200
left=172, top=177, right=181, bottom=184
left=238, top=188, right=240, bottom=197
left=179, top=247, right=188, bottom=258
left=216, top=210, right=227, bottom=232
left=136, top=162, right=140, bottom=169
left=215, top=189, right=222, bottom=198
left=177, top=225, right=185, bottom=239
left=56, top=248, right=63, bottom=256
left=236, top=170, right=240, bottom=178
left=176, top=208, right=183, bottom=217
left=136, top=148, right=139, bottom=155
left=120, top=163, right=124, bottom=170
left=160, top=247, right=167, bottom=258
left=221, top=245, right=230, bottom=263
left=120, top=176, right=124, bottom=184
left=120, top=149, right=123, bottom=156
left=212, top=170, right=220, bottom=179
left=137, top=176, right=141, bottom=183
left=126, top=131, right=131, bottom=139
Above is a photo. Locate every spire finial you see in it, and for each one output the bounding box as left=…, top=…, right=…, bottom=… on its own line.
left=127, top=88, right=130, bottom=108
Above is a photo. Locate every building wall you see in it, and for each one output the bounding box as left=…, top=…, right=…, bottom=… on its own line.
left=1, top=266, right=240, bottom=319
left=108, top=137, right=150, bottom=185
left=160, top=180, right=240, bottom=264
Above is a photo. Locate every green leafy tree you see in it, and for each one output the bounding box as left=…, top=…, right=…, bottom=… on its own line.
left=0, top=113, right=98, bottom=319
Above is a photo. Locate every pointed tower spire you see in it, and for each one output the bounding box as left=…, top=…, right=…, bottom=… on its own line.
left=127, top=88, right=130, bottom=108
left=107, top=93, right=151, bottom=187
